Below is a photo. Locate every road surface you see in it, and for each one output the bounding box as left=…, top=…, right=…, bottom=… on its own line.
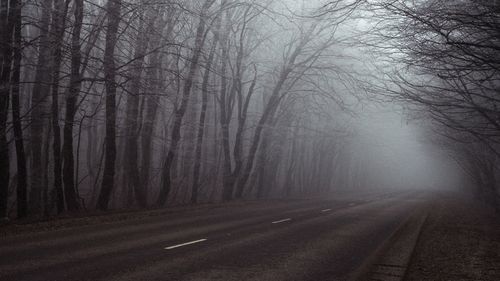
left=0, top=191, right=426, bottom=281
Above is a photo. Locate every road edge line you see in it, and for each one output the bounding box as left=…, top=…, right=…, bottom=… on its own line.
left=349, top=207, right=429, bottom=281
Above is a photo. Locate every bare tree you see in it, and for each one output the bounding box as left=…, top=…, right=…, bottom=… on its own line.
left=191, top=14, right=221, bottom=203
left=0, top=0, right=367, bottom=217
left=10, top=0, right=27, bottom=218
left=0, top=0, right=15, bottom=218
left=157, top=0, right=216, bottom=206
left=29, top=0, right=53, bottom=215
left=50, top=0, right=70, bottom=214
left=97, top=0, right=122, bottom=211
left=62, top=0, right=84, bottom=212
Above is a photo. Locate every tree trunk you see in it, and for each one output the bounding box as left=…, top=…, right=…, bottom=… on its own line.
left=157, top=0, right=215, bottom=206
left=62, top=0, right=83, bottom=212
left=123, top=10, right=149, bottom=208
left=234, top=94, right=281, bottom=198
left=284, top=126, right=299, bottom=197
left=140, top=55, right=160, bottom=199
left=139, top=10, right=175, bottom=198
left=97, top=0, right=121, bottom=211
left=219, top=14, right=234, bottom=201
left=234, top=43, right=304, bottom=198
left=191, top=28, right=219, bottom=204
left=30, top=0, right=53, bottom=215
left=229, top=68, right=257, bottom=198
left=256, top=129, right=270, bottom=199
left=50, top=0, right=69, bottom=214
left=0, top=0, right=15, bottom=218
left=11, top=0, right=28, bottom=218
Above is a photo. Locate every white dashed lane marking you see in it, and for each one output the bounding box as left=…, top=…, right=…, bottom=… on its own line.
left=164, top=202, right=363, bottom=250
left=164, top=239, right=207, bottom=250
left=271, top=218, right=292, bottom=224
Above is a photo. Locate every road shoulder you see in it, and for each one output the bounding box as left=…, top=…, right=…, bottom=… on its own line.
left=351, top=204, right=428, bottom=281
left=405, top=195, right=500, bottom=281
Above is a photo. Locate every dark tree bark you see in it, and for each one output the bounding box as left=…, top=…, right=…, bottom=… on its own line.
left=11, top=0, right=27, bottom=218
left=219, top=5, right=263, bottom=201
left=30, top=0, right=53, bottom=215
left=219, top=12, right=234, bottom=201
left=157, top=0, right=215, bottom=206
left=191, top=25, right=220, bottom=203
left=140, top=10, right=175, bottom=197
left=62, top=0, right=83, bottom=212
left=50, top=0, right=69, bottom=214
left=97, top=0, right=121, bottom=211
left=0, top=0, right=15, bottom=218
left=255, top=129, right=270, bottom=199
left=229, top=67, right=257, bottom=198
left=234, top=83, right=283, bottom=198
left=256, top=116, right=281, bottom=198
left=123, top=7, right=153, bottom=208
left=234, top=30, right=317, bottom=198
left=284, top=124, right=299, bottom=197
left=140, top=54, right=160, bottom=197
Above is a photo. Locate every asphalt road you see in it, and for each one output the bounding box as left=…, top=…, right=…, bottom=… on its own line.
left=0, top=191, right=425, bottom=281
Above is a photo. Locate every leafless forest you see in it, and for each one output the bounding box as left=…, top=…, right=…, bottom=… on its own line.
left=0, top=0, right=499, bottom=219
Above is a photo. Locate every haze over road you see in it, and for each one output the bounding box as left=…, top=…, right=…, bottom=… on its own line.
left=0, top=191, right=427, bottom=281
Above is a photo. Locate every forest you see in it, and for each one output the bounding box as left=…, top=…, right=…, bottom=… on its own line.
left=0, top=0, right=499, bottom=219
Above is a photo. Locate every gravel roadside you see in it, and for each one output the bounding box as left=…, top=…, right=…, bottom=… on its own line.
left=405, top=195, right=500, bottom=281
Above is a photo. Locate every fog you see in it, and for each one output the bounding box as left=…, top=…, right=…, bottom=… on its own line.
left=1, top=0, right=498, bottom=219
left=350, top=105, right=463, bottom=192
left=3, top=2, right=500, bottom=281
